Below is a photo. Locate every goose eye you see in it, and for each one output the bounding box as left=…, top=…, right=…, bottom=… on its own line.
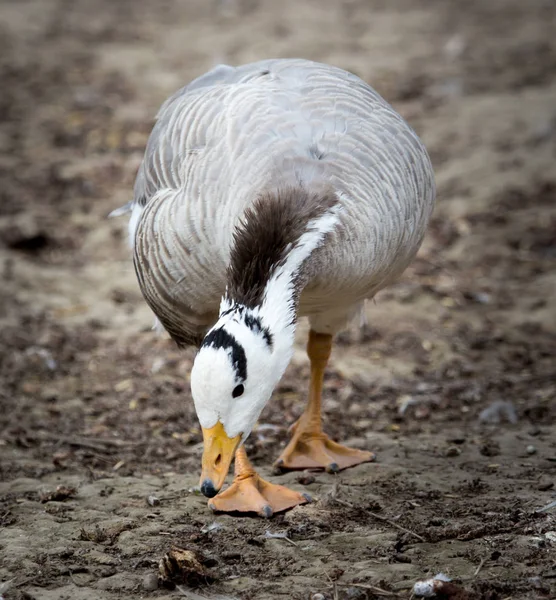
left=232, top=384, right=244, bottom=398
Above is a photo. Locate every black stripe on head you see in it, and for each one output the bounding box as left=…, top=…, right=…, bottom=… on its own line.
left=244, top=313, right=273, bottom=349
left=219, top=303, right=273, bottom=350
left=219, top=303, right=244, bottom=319
left=201, top=327, right=247, bottom=382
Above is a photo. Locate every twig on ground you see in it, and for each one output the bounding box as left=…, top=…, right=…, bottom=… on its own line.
left=36, top=431, right=138, bottom=450
left=264, top=530, right=298, bottom=546
left=367, top=511, right=425, bottom=542
left=334, top=582, right=400, bottom=597
left=322, top=570, right=339, bottom=600
left=68, top=569, right=80, bottom=587
left=474, top=557, right=486, bottom=577
left=332, top=498, right=355, bottom=508
left=536, top=499, right=556, bottom=513
left=87, top=452, right=113, bottom=464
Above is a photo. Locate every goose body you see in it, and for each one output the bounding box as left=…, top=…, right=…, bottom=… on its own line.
left=131, top=58, right=434, bottom=344
left=126, top=59, right=435, bottom=516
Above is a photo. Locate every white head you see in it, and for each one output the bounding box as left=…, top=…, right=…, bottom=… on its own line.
left=191, top=305, right=293, bottom=439
left=191, top=303, right=294, bottom=497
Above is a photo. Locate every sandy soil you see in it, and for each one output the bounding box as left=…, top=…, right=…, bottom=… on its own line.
left=0, top=0, right=555, bottom=598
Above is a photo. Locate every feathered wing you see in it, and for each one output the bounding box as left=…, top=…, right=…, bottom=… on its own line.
left=126, top=59, right=435, bottom=345
left=129, top=65, right=245, bottom=345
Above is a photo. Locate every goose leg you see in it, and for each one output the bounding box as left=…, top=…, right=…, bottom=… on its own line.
left=274, top=330, right=375, bottom=473
left=208, top=446, right=310, bottom=517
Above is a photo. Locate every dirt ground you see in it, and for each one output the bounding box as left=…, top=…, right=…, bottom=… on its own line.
left=0, top=0, right=555, bottom=598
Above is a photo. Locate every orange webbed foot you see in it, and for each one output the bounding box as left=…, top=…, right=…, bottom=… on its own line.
left=208, top=472, right=311, bottom=518
left=274, top=424, right=375, bottom=473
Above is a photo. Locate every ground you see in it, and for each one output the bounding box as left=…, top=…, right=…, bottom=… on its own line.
left=0, top=0, right=555, bottom=599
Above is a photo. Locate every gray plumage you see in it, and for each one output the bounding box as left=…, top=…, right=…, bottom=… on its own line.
left=128, top=59, right=435, bottom=346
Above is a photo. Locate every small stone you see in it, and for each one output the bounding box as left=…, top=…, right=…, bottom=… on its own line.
left=529, top=536, right=545, bottom=549
left=142, top=572, right=159, bottom=591
left=393, top=553, right=412, bottom=563
left=545, top=531, right=556, bottom=543
left=40, top=485, right=77, bottom=503
left=445, top=446, right=461, bottom=457
left=296, top=474, right=316, bottom=486
left=114, top=379, right=133, bottom=392
left=538, top=481, right=554, bottom=491
left=147, top=495, right=160, bottom=507
left=527, top=445, right=537, bottom=455
left=158, top=547, right=213, bottom=587
left=311, top=594, right=325, bottom=600
left=480, top=440, right=500, bottom=457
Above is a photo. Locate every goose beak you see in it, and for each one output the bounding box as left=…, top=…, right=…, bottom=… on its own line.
left=199, top=422, right=242, bottom=497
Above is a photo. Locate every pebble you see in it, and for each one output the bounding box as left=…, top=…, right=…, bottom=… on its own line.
left=142, top=573, right=159, bottom=591
left=147, top=495, right=160, bottom=507
left=526, top=445, right=537, bottom=455
left=445, top=446, right=461, bottom=457
left=311, top=594, right=325, bottom=600
left=545, top=531, right=556, bottom=543
left=296, top=474, right=316, bottom=486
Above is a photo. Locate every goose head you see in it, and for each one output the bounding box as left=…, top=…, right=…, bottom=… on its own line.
left=191, top=303, right=294, bottom=497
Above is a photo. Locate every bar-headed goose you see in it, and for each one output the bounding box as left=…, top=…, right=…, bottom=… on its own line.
left=121, top=59, right=435, bottom=517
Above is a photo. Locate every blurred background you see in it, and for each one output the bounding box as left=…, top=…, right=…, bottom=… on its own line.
left=0, top=0, right=555, bottom=598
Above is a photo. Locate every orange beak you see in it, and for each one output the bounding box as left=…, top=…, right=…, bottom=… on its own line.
left=199, top=422, right=242, bottom=498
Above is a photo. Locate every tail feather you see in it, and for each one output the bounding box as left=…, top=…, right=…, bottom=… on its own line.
left=108, top=201, right=134, bottom=218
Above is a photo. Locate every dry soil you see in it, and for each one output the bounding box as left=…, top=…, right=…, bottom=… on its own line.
left=0, top=1, right=555, bottom=599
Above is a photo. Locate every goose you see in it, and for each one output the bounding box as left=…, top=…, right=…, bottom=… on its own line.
left=119, top=58, right=435, bottom=517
